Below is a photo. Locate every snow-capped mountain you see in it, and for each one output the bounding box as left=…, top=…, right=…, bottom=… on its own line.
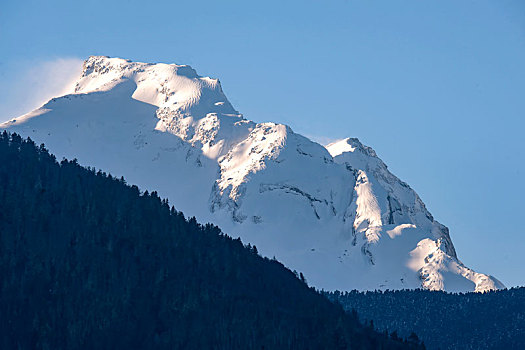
left=1, top=56, right=504, bottom=292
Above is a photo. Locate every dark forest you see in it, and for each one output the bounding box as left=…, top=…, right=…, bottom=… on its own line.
left=0, top=132, right=422, bottom=349
left=327, top=287, right=525, bottom=349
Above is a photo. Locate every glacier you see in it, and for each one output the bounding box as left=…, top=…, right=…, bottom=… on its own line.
left=1, top=56, right=504, bottom=292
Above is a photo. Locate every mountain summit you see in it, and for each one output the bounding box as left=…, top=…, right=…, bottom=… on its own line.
left=1, top=56, right=504, bottom=292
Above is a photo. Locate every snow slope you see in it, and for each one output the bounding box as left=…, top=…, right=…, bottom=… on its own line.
left=1, top=56, right=504, bottom=292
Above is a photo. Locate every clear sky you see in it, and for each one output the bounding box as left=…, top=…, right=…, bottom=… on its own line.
left=1, top=0, right=524, bottom=287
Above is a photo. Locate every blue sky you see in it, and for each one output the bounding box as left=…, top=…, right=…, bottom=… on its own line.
left=1, top=0, right=524, bottom=287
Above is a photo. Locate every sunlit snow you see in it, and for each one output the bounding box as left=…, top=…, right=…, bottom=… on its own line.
left=1, top=56, right=504, bottom=292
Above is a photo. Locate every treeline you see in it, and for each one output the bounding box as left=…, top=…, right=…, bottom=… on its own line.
left=0, top=132, right=422, bottom=349
left=326, top=287, right=525, bottom=349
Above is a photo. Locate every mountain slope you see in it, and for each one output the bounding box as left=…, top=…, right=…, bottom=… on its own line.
left=0, top=56, right=503, bottom=292
left=0, top=132, right=421, bottom=349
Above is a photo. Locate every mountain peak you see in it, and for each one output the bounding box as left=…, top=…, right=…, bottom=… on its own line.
left=73, top=56, right=247, bottom=159
left=76, top=56, right=223, bottom=108
left=326, top=137, right=377, bottom=158
left=81, top=55, right=199, bottom=80
left=1, top=56, right=504, bottom=292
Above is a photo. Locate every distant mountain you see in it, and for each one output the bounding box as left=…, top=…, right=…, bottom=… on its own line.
left=0, top=56, right=503, bottom=292
left=326, top=287, right=525, bottom=349
left=0, top=132, right=420, bottom=349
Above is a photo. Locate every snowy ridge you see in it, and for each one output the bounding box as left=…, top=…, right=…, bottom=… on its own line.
left=1, top=56, right=504, bottom=292
left=327, top=138, right=502, bottom=291
left=76, top=56, right=254, bottom=159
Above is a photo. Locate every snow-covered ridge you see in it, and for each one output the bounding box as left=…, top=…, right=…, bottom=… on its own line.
left=1, top=56, right=504, bottom=292
left=75, top=56, right=253, bottom=159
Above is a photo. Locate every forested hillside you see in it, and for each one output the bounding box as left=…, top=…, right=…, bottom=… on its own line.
left=0, top=132, right=421, bottom=349
left=327, top=288, right=525, bottom=349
